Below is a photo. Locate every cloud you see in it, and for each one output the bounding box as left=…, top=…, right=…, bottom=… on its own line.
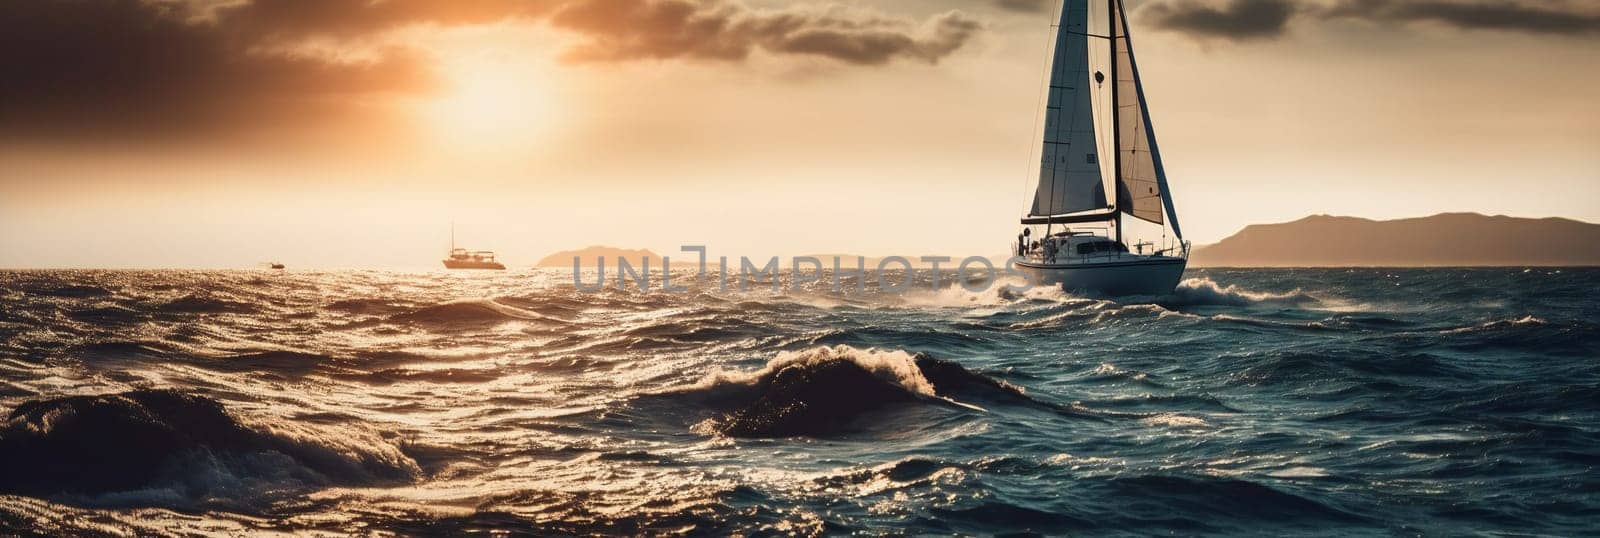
left=0, top=0, right=435, bottom=141
left=990, top=0, right=1053, bottom=13
left=1141, top=0, right=1299, bottom=41
left=211, top=0, right=560, bottom=40
left=1140, top=0, right=1600, bottom=41
left=0, top=0, right=983, bottom=142
left=550, top=0, right=982, bottom=65
left=1325, top=0, right=1600, bottom=36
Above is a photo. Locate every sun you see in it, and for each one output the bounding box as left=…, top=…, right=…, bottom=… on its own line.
left=423, top=55, right=560, bottom=154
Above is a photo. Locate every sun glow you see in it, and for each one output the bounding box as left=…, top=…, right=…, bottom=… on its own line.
left=423, top=55, right=560, bottom=154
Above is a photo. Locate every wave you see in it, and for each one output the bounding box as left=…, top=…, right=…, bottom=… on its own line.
left=32, top=284, right=113, bottom=298
left=1081, top=362, right=1162, bottom=386
left=1080, top=392, right=1239, bottom=413
left=189, top=350, right=336, bottom=376
left=389, top=299, right=555, bottom=326
left=672, top=346, right=1040, bottom=438
left=1434, top=315, right=1597, bottom=356
left=1009, top=302, right=1183, bottom=329
left=932, top=501, right=1091, bottom=533
left=186, top=349, right=461, bottom=380
left=1312, top=314, right=1415, bottom=330
left=1095, top=475, right=1367, bottom=525
left=345, top=367, right=504, bottom=385
left=1441, top=315, right=1548, bottom=335
left=1267, top=466, right=1331, bottom=479
left=324, top=298, right=405, bottom=315
left=894, top=279, right=1075, bottom=308
left=154, top=294, right=256, bottom=314
left=72, top=340, right=174, bottom=358
left=1139, top=413, right=1209, bottom=428
left=1209, top=314, right=1333, bottom=332
left=1163, top=278, right=1322, bottom=308
left=621, top=317, right=770, bottom=343
left=1444, top=382, right=1600, bottom=417
left=1228, top=351, right=1470, bottom=390
left=0, top=389, right=419, bottom=507
left=65, top=305, right=143, bottom=324
left=806, top=326, right=993, bottom=352
left=492, top=295, right=587, bottom=319
left=816, top=457, right=965, bottom=488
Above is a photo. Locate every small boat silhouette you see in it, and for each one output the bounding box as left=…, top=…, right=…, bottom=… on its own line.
left=443, top=224, right=506, bottom=270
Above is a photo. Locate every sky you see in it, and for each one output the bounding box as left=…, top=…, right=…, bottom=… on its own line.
left=1, top=0, right=1596, bottom=268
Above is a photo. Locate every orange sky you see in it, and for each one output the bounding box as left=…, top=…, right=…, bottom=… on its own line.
left=1, top=0, right=1597, bottom=268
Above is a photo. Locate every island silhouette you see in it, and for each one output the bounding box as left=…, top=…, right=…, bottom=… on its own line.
left=536, top=246, right=663, bottom=269
left=1191, top=213, right=1600, bottom=267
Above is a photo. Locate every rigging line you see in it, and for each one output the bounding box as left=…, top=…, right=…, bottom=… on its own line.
left=1019, top=0, right=1063, bottom=221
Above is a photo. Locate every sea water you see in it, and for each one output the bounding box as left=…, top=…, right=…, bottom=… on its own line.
left=0, top=268, right=1595, bottom=535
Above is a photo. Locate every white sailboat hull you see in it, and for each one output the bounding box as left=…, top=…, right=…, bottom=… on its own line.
left=1016, top=256, right=1187, bottom=296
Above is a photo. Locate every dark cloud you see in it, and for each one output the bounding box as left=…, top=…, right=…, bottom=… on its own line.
left=1325, top=0, right=1600, bottom=36
left=991, top=0, right=1053, bottom=13
left=767, top=12, right=983, bottom=65
left=1141, top=0, right=1299, bottom=41
left=550, top=0, right=982, bottom=65
left=1140, top=0, right=1600, bottom=41
left=212, top=0, right=559, bottom=40
left=0, top=0, right=983, bottom=142
left=0, top=0, right=434, bottom=140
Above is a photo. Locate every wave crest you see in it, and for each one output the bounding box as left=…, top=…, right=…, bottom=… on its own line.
left=1167, top=278, right=1321, bottom=307
left=677, top=346, right=1034, bottom=438
left=690, top=346, right=962, bottom=400
left=1441, top=315, right=1548, bottom=335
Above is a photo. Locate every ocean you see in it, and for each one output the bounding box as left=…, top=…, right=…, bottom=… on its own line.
left=0, top=268, right=1595, bottom=536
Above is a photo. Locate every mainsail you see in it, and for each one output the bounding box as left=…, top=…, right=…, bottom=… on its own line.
left=1025, top=0, right=1182, bottom=240
left=1028, top=0, right=1107, bottom=220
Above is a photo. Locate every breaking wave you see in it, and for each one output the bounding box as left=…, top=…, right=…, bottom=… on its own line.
left=670, top=346, right=1037, bottom=438
left=0, top=390, right=419, bottom=508
left=1165, top=277, right=1322, bottom=308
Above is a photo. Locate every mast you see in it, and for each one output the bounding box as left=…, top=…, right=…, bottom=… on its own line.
left=1108, top=0, right=1122, bottom=244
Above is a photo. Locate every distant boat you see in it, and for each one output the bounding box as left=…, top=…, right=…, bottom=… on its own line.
left=443, top=224, right=506, bottom=270
left=444, top=249, right=505, bottom=270
left=1012, top=0, right=1189, bottom=296
left=268, top=262, right=285, bottom=270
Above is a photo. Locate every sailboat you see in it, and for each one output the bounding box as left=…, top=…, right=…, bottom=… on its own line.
left=1013, top=0, right=1189, bottom=296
